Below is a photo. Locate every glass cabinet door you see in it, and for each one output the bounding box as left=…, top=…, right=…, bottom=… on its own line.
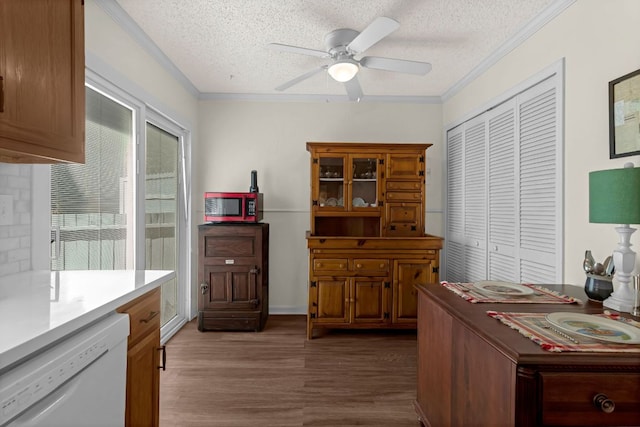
left=316, top=156, right=346, bottom=209
left=350, top=156, right=381, bottom=209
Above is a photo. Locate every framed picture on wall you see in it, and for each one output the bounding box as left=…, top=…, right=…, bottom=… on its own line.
left=609, top=68, right=640, bottom=158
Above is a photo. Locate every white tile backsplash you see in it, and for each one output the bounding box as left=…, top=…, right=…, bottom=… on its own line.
left=0, top=163, right=32, bottom=276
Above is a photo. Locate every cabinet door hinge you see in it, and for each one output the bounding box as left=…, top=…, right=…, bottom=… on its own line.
left=432, top=266, right=439, bottom=273
left=313, top=158, right=319, bottom=164
left=411, top=226, right=417, bottom=231
left=310, top=313, right=317, bottom=318
left=419, top=170, right=425, bottom=176
left=312, top=200, right=318, bottom=206
left=419, top=155, right=424, bottom=163
left=384, top=312, right=390, bottom=319
left=379, top=200, right=383, bottom=207
left=379, top=158, right=384, bottom=165
left=384, top=282, right=391, bottom=288
left=310, top=281, right=317, bottom=288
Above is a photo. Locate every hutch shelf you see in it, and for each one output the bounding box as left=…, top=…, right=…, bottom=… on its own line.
left=306, top=142, right=443, bottom=339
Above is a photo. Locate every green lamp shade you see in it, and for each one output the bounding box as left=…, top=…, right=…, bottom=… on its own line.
left=589, top=166, right=640, bottom=224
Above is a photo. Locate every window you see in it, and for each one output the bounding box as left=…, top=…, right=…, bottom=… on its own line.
left=51, top=86, right=134, bottom=270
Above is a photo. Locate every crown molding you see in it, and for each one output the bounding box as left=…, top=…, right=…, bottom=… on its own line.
left=94, top=0, right=199, bottom=98
left=198, top=92, right=441, bottom=104
left=441, top=0, right=576, bottom=102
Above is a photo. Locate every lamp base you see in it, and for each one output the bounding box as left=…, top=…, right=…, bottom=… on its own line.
left=603, top=284, right=636, bottom=313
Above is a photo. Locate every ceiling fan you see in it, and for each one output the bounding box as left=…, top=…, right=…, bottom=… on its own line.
left=267, top=17, right=432, bottom=101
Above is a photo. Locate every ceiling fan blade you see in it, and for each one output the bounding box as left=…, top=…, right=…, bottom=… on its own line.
left=275, top=66, right=327, bottom=91
left=267, top=43, right=329, bottom=58
left=360, top=56, right=432, bottom=75
left=347, top=17, right=400, bottom=54
left=344, top=76, right=363, bottom=101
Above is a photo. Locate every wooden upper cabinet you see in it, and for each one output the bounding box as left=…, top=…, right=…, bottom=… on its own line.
left=307, top=142, right=431, bottom=237
left=311, top=151, right=383, bottom=212
left=0, top=0, right=85, bottom=163
left=387, top=153, right=425, bottom=179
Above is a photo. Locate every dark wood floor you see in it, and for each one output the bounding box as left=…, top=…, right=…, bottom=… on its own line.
left=160, top=315, right=419, bottom=427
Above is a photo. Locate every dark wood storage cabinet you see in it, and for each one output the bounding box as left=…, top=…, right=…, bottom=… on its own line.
left=198, top=223, right=269, bottom=331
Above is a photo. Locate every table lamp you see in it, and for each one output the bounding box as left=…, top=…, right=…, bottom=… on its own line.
left=589, top=162, right=640, bottom=313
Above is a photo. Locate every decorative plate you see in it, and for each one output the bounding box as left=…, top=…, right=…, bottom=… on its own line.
left=546, top=312, right=640, bottom=344
left=352, top=197, right=366, bottom=207
left=326, top=198, right=337, bottom=207
left=474, top=281, right=534, bottom=296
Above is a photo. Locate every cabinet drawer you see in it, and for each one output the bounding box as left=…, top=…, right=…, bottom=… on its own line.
left=352, top=259, right=390, bottom=275
left=540, top=372, right=640, bottom=426
left=117, top=288, right=161, bottom=348
left=386, top=181, right=421, bottom=191
left=386, top=191, right=422, bottom=201
left=313, top=258, right=348, bottom=273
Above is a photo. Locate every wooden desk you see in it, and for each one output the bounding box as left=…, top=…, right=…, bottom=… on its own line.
left=415, top=284, right=640, bottom=427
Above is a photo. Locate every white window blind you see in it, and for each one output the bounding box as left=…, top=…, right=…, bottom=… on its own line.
left=51, top=87, right=134, bottom=270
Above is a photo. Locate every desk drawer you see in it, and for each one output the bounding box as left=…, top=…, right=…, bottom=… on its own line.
left=540, top=372, right=640, bottom=426
left=117, top=288, right=161, bottom=348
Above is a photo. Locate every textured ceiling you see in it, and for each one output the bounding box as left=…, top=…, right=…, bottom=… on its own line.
left=114, top=0, right=560, bottom=100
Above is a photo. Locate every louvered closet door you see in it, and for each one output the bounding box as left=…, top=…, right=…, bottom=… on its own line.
left=445, top=125, right=464, bottom=283
left=487, top=99, right=518, bottom=282
left=518, top=77, right=561, bottom=284
left=463, top=117, right=487, bottom=282
left=444, top=68, right=563, bottom=284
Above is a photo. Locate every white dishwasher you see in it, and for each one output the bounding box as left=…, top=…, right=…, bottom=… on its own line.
left=0, top=313, right=129, bottom=427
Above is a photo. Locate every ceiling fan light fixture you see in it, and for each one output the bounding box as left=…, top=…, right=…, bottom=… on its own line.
left=328, top=59, right=359, bottom=82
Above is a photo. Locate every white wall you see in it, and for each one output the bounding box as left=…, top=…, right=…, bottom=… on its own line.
left=196, top=100, right=443, bottom=312
left=85, top=1, right=198, bottom=124
left=443, top=0, right=640, bottom=288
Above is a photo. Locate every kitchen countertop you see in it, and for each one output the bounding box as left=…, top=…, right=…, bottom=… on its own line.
left=0, top=269, right=174, bottom=373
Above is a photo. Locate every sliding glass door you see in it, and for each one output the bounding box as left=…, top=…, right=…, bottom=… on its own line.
left=51, top=79, right=190, bottom=339
left=145, top=122, right=180, bottom=327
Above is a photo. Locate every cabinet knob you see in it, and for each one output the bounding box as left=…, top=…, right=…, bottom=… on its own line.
left=200, top=282, right=209, bottom=294
left=356, top=263, right=362, bottom=268
left=379, top=263, right=385, bottom=268
left=339, top=263, right=345, bottom=268
left=593, top=393, right=615, bottom=413
left=494, top=246, right=498, bottom=251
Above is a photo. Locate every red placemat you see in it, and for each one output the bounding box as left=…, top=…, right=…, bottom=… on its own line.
left=487, top=311, right=640, bottom=353
left=441, top=281, right=580, bottom=304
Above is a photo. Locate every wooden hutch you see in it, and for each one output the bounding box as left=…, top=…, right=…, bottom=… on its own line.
left=305, top=142, right=443, bottom=339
